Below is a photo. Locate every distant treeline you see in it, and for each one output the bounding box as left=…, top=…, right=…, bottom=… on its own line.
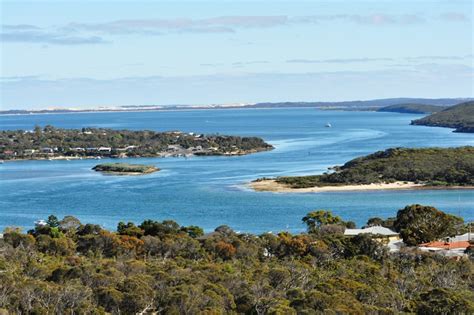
left=0, top=205, right=472, bottom=314
left=377, top=103, right=446, bottom=114
left=254, top=98, right=467, bottom=109
left=273, top=147, right=474, bottom=188
left=1, top=98, right=470, bottom=115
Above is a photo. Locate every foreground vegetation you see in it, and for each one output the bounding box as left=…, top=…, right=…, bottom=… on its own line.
left=92, top=163, right=159, bottom=175
left=268, top=147, right=474, bottom=189
left=0, top=205, right=472, bottom=314
left=411, top=101, right=474, bottom=132
left=377, top=103, right=446, bottom=114
left=0, top=125, right=273, bottom=160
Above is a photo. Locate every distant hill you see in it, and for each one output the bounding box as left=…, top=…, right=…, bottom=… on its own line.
left=411, top=101, right=474, bottom=133
left=377, top=103, right=447, bottom=114
left=252, top=98, right=472, bottom=109
left=1, top=98, right=472, bottom=115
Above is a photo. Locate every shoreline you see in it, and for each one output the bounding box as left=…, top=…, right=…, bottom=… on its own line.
left=94, top=170, right=158, bottom=176
left=0, top=147, right=273, bottom=163
left=92, top=163, right=160, bottom=175
left=0, top=106, right=323, bottom=117
left=249, top=179, right=474, bottom=193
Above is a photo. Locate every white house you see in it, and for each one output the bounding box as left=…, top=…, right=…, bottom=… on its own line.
left=34, top=219, right=47, bottom=227
left=417, top=232, right=472, bottom=258
left=97, top=147, right=112, bottom=153
left=446, top=233, right=472, bottom=242
left=116, top=145, right=137, bottom=152
left=344, top=226, right=402, bottom=252
left=344, top=226, right=400, bottom=240
left=41, top=147, right=54, bottom=153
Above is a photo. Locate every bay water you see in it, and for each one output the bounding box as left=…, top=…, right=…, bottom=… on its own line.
left=1, top=108, right=473, bottom=233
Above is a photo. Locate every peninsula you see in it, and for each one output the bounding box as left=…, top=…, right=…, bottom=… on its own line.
left=0, top=125, right=273, bottom=161
left=251, top=147, right=474, bottom=192
left=92, top=163, right=159, bottom=175
left=411, top=101, right=474, bottom=133
left=377, top=103, right=446, bottom=114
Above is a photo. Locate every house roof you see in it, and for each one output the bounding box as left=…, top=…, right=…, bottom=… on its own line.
left=419, top=241, right=470, bottom=250
left=418, top=246, right=468, bottom=258
left=344, top=226, right=399, bottom=236
left=196, top=231, right=220, bottom=240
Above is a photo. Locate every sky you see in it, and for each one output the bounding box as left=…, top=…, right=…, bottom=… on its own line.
left=0, top=0, right=473, bottom=109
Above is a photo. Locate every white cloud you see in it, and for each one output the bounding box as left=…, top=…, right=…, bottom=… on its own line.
left=405, top=55, right=467, bottom=61
left=1, top=27, right=109, bottom=45
left=287, top=57, right=394, bottom=64
left=2, top=24, right=41, bottom=30
left=67, top=16, right=288, bottom=35
left=439, top=12, right=470, bottom=22
left=287, top=55, right=472, bottom=65
left=0, top=13, right=432, bottom=46
left=290, top=14, right=425, bottom=26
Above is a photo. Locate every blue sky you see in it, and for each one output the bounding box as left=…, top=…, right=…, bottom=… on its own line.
left=1, top=0, right=473, bottom=109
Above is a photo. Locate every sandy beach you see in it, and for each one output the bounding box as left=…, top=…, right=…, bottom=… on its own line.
left=249, top=179, right=427, bottom=193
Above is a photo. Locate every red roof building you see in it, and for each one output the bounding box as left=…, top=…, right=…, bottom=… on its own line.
left=419, top=241, right=470, bottom=250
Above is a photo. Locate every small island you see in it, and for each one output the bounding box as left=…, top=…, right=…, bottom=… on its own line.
left=92, top=163, right=159, bottom=175
left=251, top=146, right=474, bottom=192
left=411, top=101, right=474, bottom=133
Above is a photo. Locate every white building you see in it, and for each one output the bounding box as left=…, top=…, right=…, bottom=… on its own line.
left=417, top=233, right=472, bottom=258
left=97, top=147, right=112, bottom=153
left=344, top=226, right=402, bottom=252
left=446, top=233, right=472, bottom=242
left=34, top=219, right=47, bottom=227
left=344, top=226, right=400, bottom=240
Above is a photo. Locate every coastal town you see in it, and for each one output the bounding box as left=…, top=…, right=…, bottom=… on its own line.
left=343, top=225, right=472, bottom=258
left=0, top=126, right=274, bottom=161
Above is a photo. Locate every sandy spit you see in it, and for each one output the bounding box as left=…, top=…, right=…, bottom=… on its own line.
left=249, top=179, right=447, bottom=193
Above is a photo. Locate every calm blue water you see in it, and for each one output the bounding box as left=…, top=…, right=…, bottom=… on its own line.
left=1, top=108, right=473, bottom=233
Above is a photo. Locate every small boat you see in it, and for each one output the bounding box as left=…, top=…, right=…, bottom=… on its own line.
left=325, top=123, right=332, bottom=128
left=0, top=160, right=4, bottom=164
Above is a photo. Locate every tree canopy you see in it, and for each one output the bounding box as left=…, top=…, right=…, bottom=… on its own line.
left=394, top=204, right=464, bottom=246
left=411, top=101, right=474, bottom=133
left=0, top=206, right=472, bottom=314
left=302, top=210, right=343, bottom=233
left=273, top=146, right=474, bottom=188
left=377, top=103, right=446, bottom=114
left=0, top=126, right=273, bottom=160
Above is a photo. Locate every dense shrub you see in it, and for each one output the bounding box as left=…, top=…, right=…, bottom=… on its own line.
left=0, top=208, right=472, bottom=314
left=276, top=146, right=474, bottom=187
